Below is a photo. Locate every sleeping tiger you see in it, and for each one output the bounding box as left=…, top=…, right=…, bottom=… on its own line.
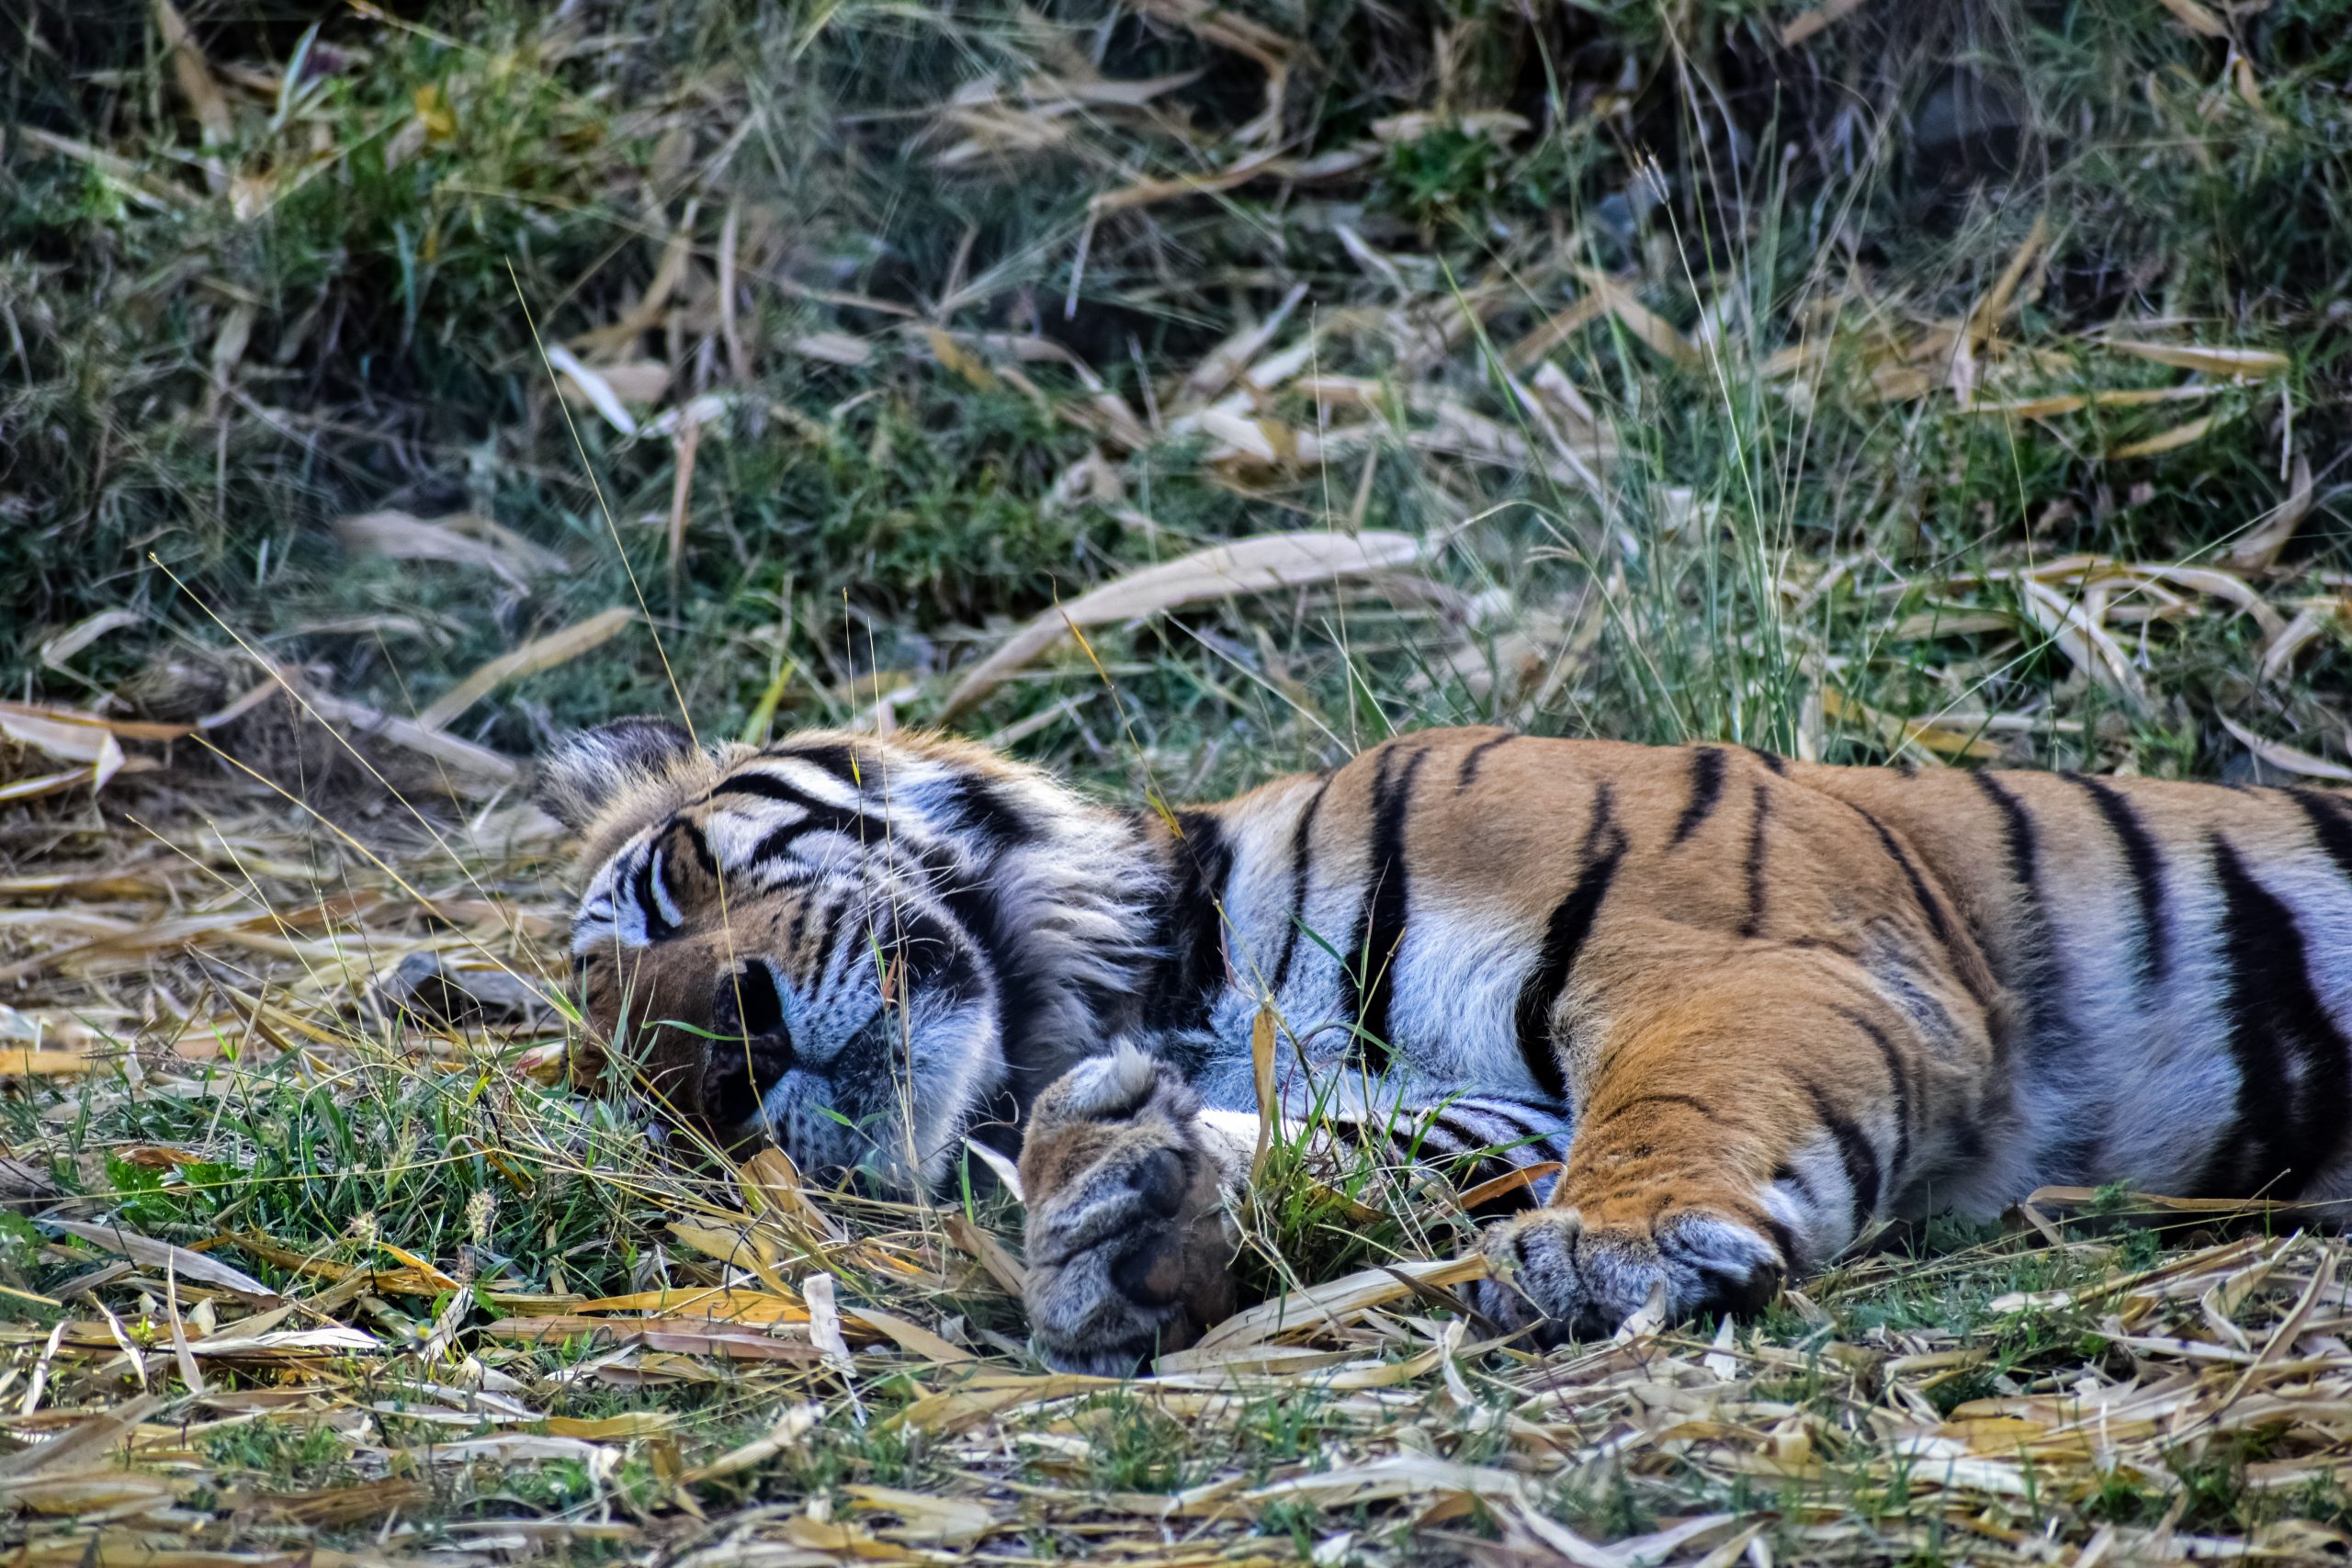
left=537, top=717, right=2352, bottom=1373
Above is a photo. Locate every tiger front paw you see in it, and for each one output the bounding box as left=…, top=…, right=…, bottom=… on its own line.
left=1017, top=1046, right=1237, bottom=1376
left=1471, top=1201, right=1785, bottom=1348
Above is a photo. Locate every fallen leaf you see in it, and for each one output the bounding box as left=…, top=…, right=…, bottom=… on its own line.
left=38, top=610, right=142, bottom=674
left=2218, top=714, right=2352, bottom=781
left=843, top=1306, right=974, bottom=1364
left=333, top=510, right=568, bottom=590
left=545, top=345, right=655, bottom=435
left=2151, top=0, right=2229, bottom=38
left=40, top=1220, right=277, bottom=1298
left=2108, top=412, right=2221, bottom=460
left=940, top=531, right=1427, bottom=720
left=2225, top=455, right=2316, bottom=572
left=2106, top=341, right=2287, bottom=377
left=1781, top=0, right=1873, bottom=46
left=1179, top=1254, right=1487, bottom=1359
left=0, top=704, right=126, bottom=790
left=415, top=607, right=636, bottom=731
left=844, top=1484, right=1001, bottom=1545
left=1575, top=268, right=1702, bottom=368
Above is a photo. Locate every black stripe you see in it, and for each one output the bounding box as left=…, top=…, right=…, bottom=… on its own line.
left=1854, top=803, right=1958, bottom=957
left=2070, top=774, right=2173, bottom=984
left=1969, top=771, right=2070, bottom=1042
left=1972, top=770, right=2038, bottom=899
left=1968, top=770, right=2099, bottom=1172
left=1727, top=1197, right=1802, bottom=1269
left=1670, top=747, right=1727, bottom=846
left=1803, top=1081, right=1883, bottom=1235
left=810, top=896, right=861, bottom=998
left=941, top=772, right=1037, bottom=852
left=2290, top=789, right=2352, bottom=886
left=783, top=890, right=816, bottom=966
left=1425, top=1110, right=1493, bottom=1159
left=1145, top=809, right=1235, bottom=1033
left=887, top=908, right=984, bottom=1006
left=2199, top=836, right=2351, bottom=1199
left=1456, top=731, right=1517, bottom=790
left=1585, top=1090, right=1722, bottom=1131
left=1835, top=1006, right=1913, bottom=1187
left=1510, top=784, right=1627, bottom=1102
left=1383, top=1122, right=1430, bottom=1165
left=1747, top=747, right=1788, bottom=775
left=1267, top=777, right=1333, bottom=994
left=632, top=849, right=677, bottom=942
left=1848, top=953, right=1964, bottom=1059
left=1738, top=784, right=1771, bottom=938
left=1344, top=745, right=1430, bottom=1070
left=933, top=874, right=1064, bottom=1099
left=1771, top=1161, right=1818, bottom=1207
left=673, top=818, right=718, bottom=879
left=718, top=771, right=893, bottom=857
left=767, top=739, right=862, bottom=785
left=1453, top=1099, right=1561, bottom=1154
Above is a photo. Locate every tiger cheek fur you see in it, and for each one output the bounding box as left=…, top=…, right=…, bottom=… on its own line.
left=1017, top=1047, right=1238, bottom=1375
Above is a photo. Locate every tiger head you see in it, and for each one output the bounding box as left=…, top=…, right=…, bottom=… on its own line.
left=537, top=717, right=1162, bottom=1192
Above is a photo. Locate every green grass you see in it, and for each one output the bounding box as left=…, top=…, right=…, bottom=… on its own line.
left=5, top=0, right=2352, bottom=1561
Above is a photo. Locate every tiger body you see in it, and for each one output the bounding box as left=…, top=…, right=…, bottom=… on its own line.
left=541, top=719, right=2352, bottom=1372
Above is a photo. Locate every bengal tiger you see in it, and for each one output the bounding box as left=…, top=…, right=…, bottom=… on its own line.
left=536, top=716, right=2352, bottom=1373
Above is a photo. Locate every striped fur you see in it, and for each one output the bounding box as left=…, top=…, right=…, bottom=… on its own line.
left=543, top=720, right=2352, bottom=1370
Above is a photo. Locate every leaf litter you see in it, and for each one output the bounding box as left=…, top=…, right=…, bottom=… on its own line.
left=8, top=714, right=2352, bottom=1565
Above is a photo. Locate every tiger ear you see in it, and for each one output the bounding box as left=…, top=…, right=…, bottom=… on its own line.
left=534, top=716, right=702, bottom=833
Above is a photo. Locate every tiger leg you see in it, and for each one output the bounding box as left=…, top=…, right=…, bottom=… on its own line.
left=1473, top=952, right=1957, bottom=1345
left=1017, top=1045, right=1246, bottom=1375
left=1019, top=1053, right=1572, bottom=1372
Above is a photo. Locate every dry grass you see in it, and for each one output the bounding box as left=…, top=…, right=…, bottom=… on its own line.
left=6, top=0, right=2352, bottom=1560
left=6, top=805, right=2352, bottom=1565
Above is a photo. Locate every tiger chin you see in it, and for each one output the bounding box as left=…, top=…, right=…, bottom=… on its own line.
left=536, top=716, right=2352, bottom=1374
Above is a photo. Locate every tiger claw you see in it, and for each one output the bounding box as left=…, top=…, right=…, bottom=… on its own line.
left=513, top=1041, right=573, bottom=1087
left=1472, top=1204, right=1782, bottom=1348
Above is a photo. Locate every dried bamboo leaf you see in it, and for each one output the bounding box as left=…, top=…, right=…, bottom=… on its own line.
left=1574, top=269, right=1702, bottom=368
left=2225, top=455, right=2317, bottom=571
left=0, top=1393, right=164, bottom=1477
left=334, top=511, right=568, bottom=589
left=1182, top=1254, right=1487, bottom=1358
left=940, top=531, right=1427, bottom=721
left=0, top=703, right=127, bottom=789
left=1781, top=0, right=1874, bottom=46
left=1965, top=213, right=2050, bottom=343
left=545, top=345, right=650, bottom=435
left=2258, top=603, right=2341, bottom=683
left=2106, top=340, right=2287, bottom=377
left=415, top=607, right=637, bottom=732
left=2217, top=714, right=2352, bottom=781
left=842, top=1484, right=1000, bottom=1545
left=154, top=0, right=232, bottom=148
left=40, top=1221, right=276, bottom=1298
left=38, top=611, right=143, bottom=674
left=2151, top=0, right=2230, bottom=34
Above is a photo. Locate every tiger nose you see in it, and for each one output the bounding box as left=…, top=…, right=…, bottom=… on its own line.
left=707, top=963, right=795, bottom=1126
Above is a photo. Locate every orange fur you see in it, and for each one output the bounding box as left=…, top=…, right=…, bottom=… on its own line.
left=543, top=720, right=2352, bottom=1363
